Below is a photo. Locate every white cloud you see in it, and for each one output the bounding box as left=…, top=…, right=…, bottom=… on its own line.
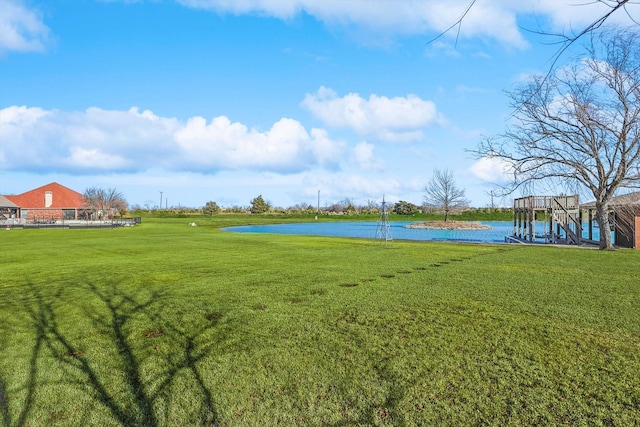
left=176, top=1, right=639, bottom=49
left=174, top=115, right=341, bottom=172
left=1, top=106, right=181, bottom=172
left=301, top=171, right=403, bottom=203
left=530, top=1, right=639, bottom=30
left=67, top=147, right=130, bottom=170
left=470, top=156, right=513, bottom=183
left=302, top=86, right=440, bottom=142
left=351, top=141, right=383, bottom=170
left=455, top=85, right=487, bottom=94
left=178, top=0, right=300, bottom=19
left=177, top=0, right=530, bottom=48
left=0, top=0, right=50, bottom=54
left=0, top=105, right=344, bottom=174
left=308, top=128, right=344, bottom=167
left=2, top=0, right=629, bottom=57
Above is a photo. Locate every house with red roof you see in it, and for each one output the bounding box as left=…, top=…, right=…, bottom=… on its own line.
left=3, top=182, right=87, bottom=222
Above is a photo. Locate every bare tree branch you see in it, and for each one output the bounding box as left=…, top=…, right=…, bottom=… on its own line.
left=426, top=0, right=477, bottom=47
left=531, top=0, right=636, bottom=93
left=429, top=0, right=638, bottom=86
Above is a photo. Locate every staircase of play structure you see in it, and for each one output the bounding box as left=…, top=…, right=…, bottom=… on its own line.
left=550, top=197, right=582, bottom=244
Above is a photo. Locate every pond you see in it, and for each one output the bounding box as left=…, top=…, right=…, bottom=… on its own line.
left=223, top=221, right=516, bottom=243
left=223, top=220, right=608, bottom=243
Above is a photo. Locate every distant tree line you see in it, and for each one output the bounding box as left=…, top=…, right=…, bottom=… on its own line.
left=129, top=202, right=512, bottom=219
left=125, top=168, right=514, bottom=220
left=122, top=166, right=481, bottom=218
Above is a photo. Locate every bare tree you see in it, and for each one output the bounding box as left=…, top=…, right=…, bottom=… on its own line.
left=476, top=29, right=640, bottom=249
left=366, top=199, right=378, bottom=210
left=84, top=187, right=128, bottom=219
left=338, top=198, right=358, bottom=214
left=424, top=169, right=469, bottom=222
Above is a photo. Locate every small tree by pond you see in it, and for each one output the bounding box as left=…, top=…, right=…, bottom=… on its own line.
left=424, top=169, right=470, bottom=222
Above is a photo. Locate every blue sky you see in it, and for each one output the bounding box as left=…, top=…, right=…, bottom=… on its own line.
left=1, top=0, right=638, bottom=209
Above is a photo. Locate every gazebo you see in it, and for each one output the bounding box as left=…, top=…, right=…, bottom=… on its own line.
left=581, top=192, right=640, bottom=249
left=0, top=195, right=20, bottom=220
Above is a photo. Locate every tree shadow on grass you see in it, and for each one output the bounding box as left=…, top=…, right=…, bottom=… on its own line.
left=3, top=282, right=223, bottom=427
left=1, top=285, right=58, bottom=427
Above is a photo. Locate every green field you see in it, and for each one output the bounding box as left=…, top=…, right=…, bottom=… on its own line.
left=1, top=217, right=639, bottom=426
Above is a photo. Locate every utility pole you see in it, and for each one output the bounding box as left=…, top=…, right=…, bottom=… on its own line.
left=486, top=190, right=496, bottom=209
left=159, top=191, right=163, bottom=210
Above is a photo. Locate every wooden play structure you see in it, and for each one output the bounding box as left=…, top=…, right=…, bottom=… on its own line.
left=513, top=195, right=582, bottom=244
left=512, top=192, right=640, bottom=249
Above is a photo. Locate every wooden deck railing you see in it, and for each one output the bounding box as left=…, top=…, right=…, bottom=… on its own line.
left=514, top=195, right=579, bottom=210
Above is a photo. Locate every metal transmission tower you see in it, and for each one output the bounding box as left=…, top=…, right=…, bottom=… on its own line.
left=374, top=195, right=393, bottom=246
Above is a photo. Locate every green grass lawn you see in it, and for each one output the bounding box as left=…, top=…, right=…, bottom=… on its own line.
left=1, top=217, right=639, bottom=426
